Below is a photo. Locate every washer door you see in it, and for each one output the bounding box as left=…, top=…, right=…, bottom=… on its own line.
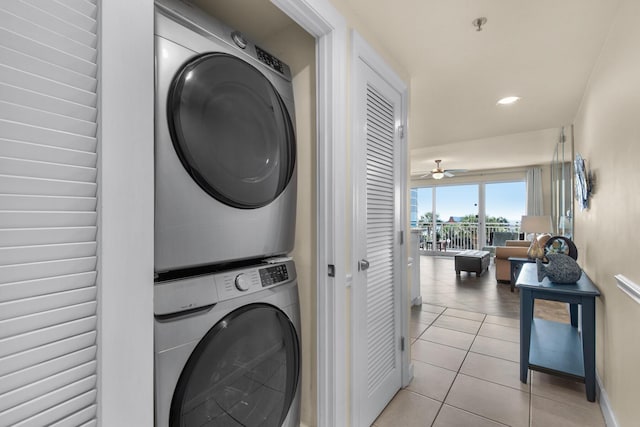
left=167, top=53, right=296, bottom=209
left=170, top=304, right=300, bottom=427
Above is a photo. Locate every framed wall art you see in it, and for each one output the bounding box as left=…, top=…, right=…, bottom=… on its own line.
left=574, top=153, right=591, bottom=210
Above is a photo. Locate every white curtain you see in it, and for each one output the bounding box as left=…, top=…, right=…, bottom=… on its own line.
left=526, top=167, right=544, bottom=215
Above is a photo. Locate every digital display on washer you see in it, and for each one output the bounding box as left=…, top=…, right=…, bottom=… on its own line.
left=256, top=46, right=284, bottom=74
left=259, top=264, right=289, bottom=287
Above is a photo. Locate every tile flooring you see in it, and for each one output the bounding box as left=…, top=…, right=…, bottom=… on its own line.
left=373, top=303, right=606, bottom=427
left=416, top=256, right=572, bottom=321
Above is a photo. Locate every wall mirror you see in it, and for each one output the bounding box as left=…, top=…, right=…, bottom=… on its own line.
left=550, top=126, right=574, bottom=238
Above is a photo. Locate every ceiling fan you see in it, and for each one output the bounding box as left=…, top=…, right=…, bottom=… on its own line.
left=420, top=160, right=468, bottom=179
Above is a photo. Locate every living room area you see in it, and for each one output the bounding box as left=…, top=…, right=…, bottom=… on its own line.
left=400, top=0, right=640, bottom=424
left=399, top=141, right=610, bottom=425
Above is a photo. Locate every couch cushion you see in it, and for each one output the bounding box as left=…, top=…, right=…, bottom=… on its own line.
left=505, top=240, right=530, bottom=248
left=495, top=246, right=529, bottom=259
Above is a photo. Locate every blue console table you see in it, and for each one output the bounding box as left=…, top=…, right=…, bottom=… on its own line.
left=516, top=263, right=600, bottom=401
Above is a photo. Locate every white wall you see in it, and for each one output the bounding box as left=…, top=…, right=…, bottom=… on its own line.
left=572, top=0, right=640, bottom=425
left=98, top=1, right=155, bottom=425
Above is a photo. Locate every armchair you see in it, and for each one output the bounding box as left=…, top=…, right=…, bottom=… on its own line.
left=495, top=234, right=552, bottom=282
left=495, top=240, right=530, bottom=282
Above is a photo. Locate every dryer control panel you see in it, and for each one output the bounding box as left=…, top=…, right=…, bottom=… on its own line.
left=255, top=46, right=285, bottom=75
left=154, top=260, right=296, bottom=316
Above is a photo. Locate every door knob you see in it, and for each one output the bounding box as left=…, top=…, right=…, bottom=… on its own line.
left=358, top=259, right=370, bottom=271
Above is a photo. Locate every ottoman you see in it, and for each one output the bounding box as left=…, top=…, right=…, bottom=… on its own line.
left=455, top=250, right=490, bottom=276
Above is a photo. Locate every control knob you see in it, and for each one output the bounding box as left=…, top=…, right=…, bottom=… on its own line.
left=235, top=273, right=250, bottom=291
left=231, top=31, right=247, bottom=49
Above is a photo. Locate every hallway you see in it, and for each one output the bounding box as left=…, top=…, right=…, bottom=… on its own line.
left=373, top=256, right=606, bottom=426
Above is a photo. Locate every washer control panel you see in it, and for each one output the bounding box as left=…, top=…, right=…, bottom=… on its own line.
left=215, top=260, right=294, bottom=300
left=154, top=260, right=296, bottom=315
left=259, top=264, right=289, bottom=287
left=218, top=270, right=260, bottom=298
left=234, top=273, right=251, bottom=291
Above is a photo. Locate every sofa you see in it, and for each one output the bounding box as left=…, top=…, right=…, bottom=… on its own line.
left=481, top=231, right=520, bottom=255
left=495, top=234, right=552, bottom=282
left=495, top=240, right=532, bottom=282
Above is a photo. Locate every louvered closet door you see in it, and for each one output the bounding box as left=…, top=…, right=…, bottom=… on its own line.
left=0, top=1, right=99, bottom=426
left=353, top=59, right=403, bottom=427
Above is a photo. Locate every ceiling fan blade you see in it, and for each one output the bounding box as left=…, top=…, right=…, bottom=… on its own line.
left=416, top=162, right=469, bottom=179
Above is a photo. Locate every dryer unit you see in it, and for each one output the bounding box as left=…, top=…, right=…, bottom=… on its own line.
left=154, top=0, right=297, bottom=274
left=154, top=260, right=301, bottom=427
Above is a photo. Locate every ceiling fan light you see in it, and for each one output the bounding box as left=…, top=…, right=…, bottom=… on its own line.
left=432, top=172, right=445, bottom=179
left=497, top=96, right=520, bottom=105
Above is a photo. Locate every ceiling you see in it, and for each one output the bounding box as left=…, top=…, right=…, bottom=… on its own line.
left=192, top=0, right=620, bottom=176
left=336, top=0, right=620, bottom=176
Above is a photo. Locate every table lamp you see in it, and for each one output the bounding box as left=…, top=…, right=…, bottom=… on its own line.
left=520, top=215, right=552, bottom=259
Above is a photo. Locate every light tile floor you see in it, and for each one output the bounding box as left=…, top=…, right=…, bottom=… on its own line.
left=373, top=304, right=606, bottom=427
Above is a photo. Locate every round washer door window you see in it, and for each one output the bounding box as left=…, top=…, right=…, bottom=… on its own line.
left=170, top=304, right=300, bottom=427
left=167, top=53, right=296, bottom=209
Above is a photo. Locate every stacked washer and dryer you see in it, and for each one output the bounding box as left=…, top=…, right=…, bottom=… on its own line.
left=153, top=1, right=301, bottom=426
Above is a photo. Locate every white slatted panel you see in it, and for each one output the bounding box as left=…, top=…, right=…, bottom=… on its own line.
left=365, top=84, right=397, bottom=394
left=0, top=0, right=99, bottom=425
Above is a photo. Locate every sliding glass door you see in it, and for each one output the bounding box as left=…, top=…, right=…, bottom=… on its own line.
left=485, top=182, right=526, bottom=246
left=413, top=181, right=525, bottom=252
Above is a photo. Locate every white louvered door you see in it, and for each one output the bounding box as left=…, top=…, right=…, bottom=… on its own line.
left=353, top=53, right=403, bottom=427
left=0, top=1, right=99, bottom=426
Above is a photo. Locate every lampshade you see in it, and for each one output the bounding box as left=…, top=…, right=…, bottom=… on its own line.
left=432, top=172, right=444, bottom=180
left=520, top=215, right=552, bottom=234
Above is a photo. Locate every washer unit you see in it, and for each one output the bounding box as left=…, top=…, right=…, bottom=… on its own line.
left=155, top=259, right=301, bottom=427
left=154, top=0, right=297, bottom=274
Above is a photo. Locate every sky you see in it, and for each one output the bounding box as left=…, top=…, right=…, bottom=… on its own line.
left=416, top=181, right=526, bottom=223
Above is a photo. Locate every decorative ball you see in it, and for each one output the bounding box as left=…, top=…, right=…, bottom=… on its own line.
left=537, top=253, right=582, bottom=283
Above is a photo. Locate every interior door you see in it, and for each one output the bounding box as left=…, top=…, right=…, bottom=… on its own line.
left=352, top=52, right=404, bottom=426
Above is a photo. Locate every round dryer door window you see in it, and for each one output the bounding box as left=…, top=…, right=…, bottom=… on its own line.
left=170, top=304, right=300, bottom=426
left=167, top=53, right=296, bottom=209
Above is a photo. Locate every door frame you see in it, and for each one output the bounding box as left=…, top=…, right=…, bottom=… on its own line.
left=350, top=30, right=411, bottom=427
left=270, top=1, right=348, bottom=425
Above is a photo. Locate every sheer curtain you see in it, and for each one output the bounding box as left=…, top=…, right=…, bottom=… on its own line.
left=526, top=167, right=544, bottom=215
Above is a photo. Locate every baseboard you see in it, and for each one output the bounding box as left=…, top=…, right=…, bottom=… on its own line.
left=404, top=361, right=414, bottom=387
left=597, top=372, right=619, bottom=427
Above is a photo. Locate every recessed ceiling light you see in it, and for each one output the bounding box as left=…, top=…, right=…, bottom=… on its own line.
left=497, top=96, right=521, bottom=105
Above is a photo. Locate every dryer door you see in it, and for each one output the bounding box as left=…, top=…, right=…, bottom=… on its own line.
left=170, top=304, right=300, bottom=427
left=167, top=53, right=296, bottom=209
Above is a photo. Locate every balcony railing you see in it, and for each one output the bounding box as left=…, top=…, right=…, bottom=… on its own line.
left=416, top=222, right=522, bottom=252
